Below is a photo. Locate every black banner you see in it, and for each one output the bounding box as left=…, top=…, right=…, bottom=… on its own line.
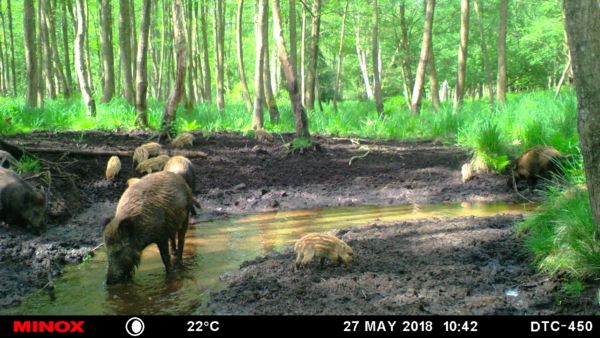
left=0, top=316, right=597, bottom=337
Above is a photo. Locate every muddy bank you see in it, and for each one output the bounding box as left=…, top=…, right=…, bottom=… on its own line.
left=1, top=131, right=518, bottom=309
left=209, top=215, right=597, bottom=315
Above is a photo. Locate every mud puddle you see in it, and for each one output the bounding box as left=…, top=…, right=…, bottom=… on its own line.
left=2, top=202, right=534, bottom=315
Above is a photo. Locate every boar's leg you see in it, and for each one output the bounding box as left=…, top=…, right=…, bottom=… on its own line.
left=157, top=240, right=173, bottom=276
left=176, top=219, right=189, bottom=266
left=169, top=235, right=177, bottom=257
left=527, top=175, right=538, bottom=193
left=294, top=253, right=304, bottom=270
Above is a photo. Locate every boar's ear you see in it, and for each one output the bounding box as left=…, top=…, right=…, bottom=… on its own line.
left=118, top=217, right=136, bottom=237
left=26, top=192, right=45, bottom=205
left=34, top=193, right=45, bottom=205
left=101, top=217, right=113, bottom=230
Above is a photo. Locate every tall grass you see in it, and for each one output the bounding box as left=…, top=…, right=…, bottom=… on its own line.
left=516, top=185, right=600, bottom=279
left=1, top=91, right=577, bottom=154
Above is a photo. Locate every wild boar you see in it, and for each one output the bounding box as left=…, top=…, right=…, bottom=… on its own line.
left=461, top=162, right=473, bottom=183
left=103, top=171, right=194, bottom=284
left=507, top=146, right=570, bottom=192
left=136, top=155, right=170, bottom=175
left=0, top=168, right=46, bottom=232
left=126, top=178, right=140, bottom=187
left=294, top=233, right=353, bottom=269
left=163, top=156, right=195, bottom=192
left=171, top=133, right=195, bottom=148
left=132, top=142, right=162, bottom=166
left=105, top=156, right=121, bottom=180
left=255, top=130, right=274, bottom=143
left=163, top=156, right=202, bottom=216
left=0, top=150, right=17, bottom=169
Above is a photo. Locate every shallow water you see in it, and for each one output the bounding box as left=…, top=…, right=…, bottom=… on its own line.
left=4, top=202, right=536, bottom=315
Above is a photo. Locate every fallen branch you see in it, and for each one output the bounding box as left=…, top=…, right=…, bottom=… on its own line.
left=11, top=146, right=208, bottom=158
left=348, top=146, right=371, bottom=166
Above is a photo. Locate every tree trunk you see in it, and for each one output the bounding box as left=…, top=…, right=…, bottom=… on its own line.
left=184, top=0, right=194, bottom=108
left=160, top=0, right=186, bottom=141
left=236, top=0, right=252, bottom=112
left=372, top=0, right=383, bottom=115
left=473, top=0, right=494, bottom=106
left=156, top=0, right=168, bottom=100
left=252, top=0, right=266, bottom=130
left=410, top=0, right=434, bottom=114
left=563, top=0, right=600, bottom=233
left=0, top=9, right=8, bottom=95
left=304, top=0, right=320, bottom=111
left=263, top=4, right=280, bottom=123
left=300, top=5, right=305, bottom=105
left=84, top=0, right=94, bottom=94
left=497, top=0, right=507, bottom=104
left=130, top=0, right=137, bottom=82
left=99, top=0, right=115, bottom=102
left=271, top=0, right=310, bottom=138
left=315, top=73, right=323, bottom=112
left=6, top=0, right=16, bottom=96
left=555, top=59, right=571, bottom=98
left=560, top=11, right=573, bottom=88
left=215, top=0, right=225, bottom=112
left=24, top=0, right=38, bottom=108
left=135, top=0, right=151, bottom=127
left=453, top=0, right=469, bottom=109
left=36, top=0, right=45, bottom=107
left=428, top=37, right=440, bottom=110
left=191, top=0, right=202, bottom=101
left=288, top=0, right=297, bottom=75
left=355, top=17, right=373, bottom=100
left=74, top=0, right=96, bottom=115
left=45, top=0, right=69, bottom=98
left=399, top=0, right=413, bottom=108
left=332, top=0, right=349, bottom=113
left=62, top=0, right=73, bottom=94
left=200, top=0, right=211, bottom=102
left=119, top=0, right=135, bottom=104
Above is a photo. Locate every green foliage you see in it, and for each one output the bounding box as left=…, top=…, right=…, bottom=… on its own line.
left=516, top=183, right=600, bottom=280
left=14, top=155, right=42, bottom=175
left=290, top=137, right=313, bottom=152
left=561, top=280, right=585, bottom=296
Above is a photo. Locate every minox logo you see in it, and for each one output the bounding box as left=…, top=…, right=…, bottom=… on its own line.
left=13, top=320, right=85, bottom=333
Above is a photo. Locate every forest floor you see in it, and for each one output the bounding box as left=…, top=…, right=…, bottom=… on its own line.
left=0, top=131, right=595, bottom=314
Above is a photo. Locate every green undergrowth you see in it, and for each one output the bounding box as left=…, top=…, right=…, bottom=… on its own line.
left=0, top=90, right=577, bottom=149
left=1, top=90, right=579, bottom=179
left=516, top=159, right=600, bottom=283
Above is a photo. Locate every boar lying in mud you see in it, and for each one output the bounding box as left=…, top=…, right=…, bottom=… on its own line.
left=136, top=155, right=170, bottom=175
left=171, top=132, right=195, bottom=148
left=103, top=171, right=195, bottom=285
left=254, top=130, right=274, bottom=143
left=132, top=142, right=162, bottom=166
left=508, top=145, right=570, bottom=192
left=294, top=233, right=353, bottom=269
left=0, top=168, right=46, bottom=232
